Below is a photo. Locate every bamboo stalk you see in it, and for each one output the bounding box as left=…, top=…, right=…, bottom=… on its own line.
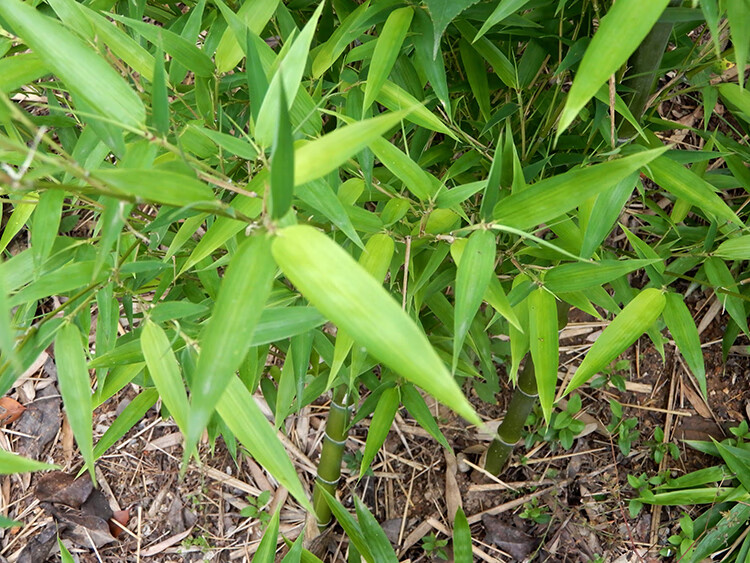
left=312, top=385, right=352, bottom=528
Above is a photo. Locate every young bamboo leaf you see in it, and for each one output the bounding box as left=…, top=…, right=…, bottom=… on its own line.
left=215, top=0, right=280, bottom=73
left=508, top=278, right=530, bottom=384
left=642, top=156, right=742, bottom=225
left=529, top=288, right=558, bottom=423
left=55, top=323, right=96, bottom=482
left=401, top=384, right=451, bottom=450
left=474, top=0, right=533, bottom=41
left=544, top=259, right=659, bottom=293
left=187, top=235, right=276, bottom=457
left=0, top=0, right=145, bottom=128
left=492, top=148, right=667, bottom=229
left=151, top=48, right=169, bottom=137
left=294, top=110, right=410, bottom=187
left=93, top=389, right=159, bottom=459
left=370, top=137, right=438, bottom=201
left=363, top=7, right=413, bottom=110
left=452, top=230, right=496, bottom=373
left=565, top=288, right=666, bottom=394
left=453, top=507, right=472, bottom=563
left=270, top=81, right=294, bottom=220
left=329, top=234, right=394, bottom=385
left=715, top=236, right=750, bottom=261
left=218, top=377, right=313, bottom=512
left=271, top=225, right=481, bottom=426
left=140, top=321, right=189, bottom=433
left=318, top=488, right=373, bottom=562
left=94, top=169, right=215, bottom=209
left=31, top=190, right=64, bottom=270
left=251, top=506, right=280, bottom=563
left=360, top=386, right=399, bottom=477
left=704, top=257, right=750, bottom=337
left=663, top=293, right=706, bottom=397
left=726, top=0, right=749, bottom=89
left=281, top=529, right=304, bottom=563
left=713, top=440, right=750, bottom=493
left=0, top=449, right=58, bottom=474
left=353, top=496, right=399, bottom=563
left=557, top=0, right=670, bottom=133
left=424, top=0, right=481, bottom=57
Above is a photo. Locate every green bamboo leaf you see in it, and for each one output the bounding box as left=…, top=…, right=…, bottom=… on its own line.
left=329, top=234, right=394, bottom=385
left=298, top=180, right=364, bottom=249
left=715, top=235, right=750, bottom=261
left=557, top=0, right=670, bottom=133
left=529, top=288, right=558, bottom=423
left=580, top=173, right=638, bottom=258
left=424, top=0, right=481, bottom=57
left=270, top=81, right=294, bottom=220
left=215, top=0, right=279, bottom=73
left=360, top=386, right=399, bottom=477
left=353, top=496, right=399, bottom=563
left=474, top=0, right=533, bottom=41
left=0, top=53, right=48, bottom=93
left=642, top=156, right=742, bottom=225
left=311, top=1, right=372, bottom=78
left=452, top=230, right=496, bottom=373
left=187, top=235, right=276, bottom=456
left=687, top=501, right=750, bottom=563
left=0, top=0, right=145, bottom=128
left=251, top=506, right=280, bottom=563
left=401, top=383, right=451, bottom=450
left=411, top=8, right=451, bottom=112
left=271, top=225, right=481, bottom=426
left=0, top=195, right=37, bottom=255
left=0, top=448, right=58, bottom=474
left=714, top=440, right=750, bottom=493
left=508, top=277, right=530, bottom=383
left=318, top=489, right=373, bottom=562
left=168, top=0, right=205, bottom=85
left=190, top=126, right=258, bottom=161
left=55, top=323, right=96, bottom=482
left=218, top=377, right=313, bottom=512
left=363, top=7, right=413, bottom=110
left=704, top=257, right=749, bottom=336
left=565, top=288, right=666, bottom=394
left=663, top=293, right=706, bottom=397
left=294, top=110, right=410, bottom=187
left=453, top=507, right=472, bottom=563
left=58, top=538, right=75, bottom=563
left=0, top=268, right=19, bottom=375
left=545, top=259, right=660, bottom=293
left=459, top=38, right=491, bottom=120
left=369, top=137, right=439, bottom=201
left=254, top=2, right=324, bottom=146
left=108, top=14, right=214, bottom=78
left=726, top=0, right=749, bottom=89
left=281, top=532, right=304, bottom=563
left=93, top=389, right=158, bottom=459
left=492, top=148, right=667, bottom=229
left=94, top=169, right=215, bottom=209
left=140, top=321, right=190, bottom=433
left=377, top=81, right=456, bottom=139
left=30, top=190, right=64, bottom=270
left=151, top=48, right=169, bottom=137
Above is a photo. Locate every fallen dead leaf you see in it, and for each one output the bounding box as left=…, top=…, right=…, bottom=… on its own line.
left=0, top=397, right=25, bottom=425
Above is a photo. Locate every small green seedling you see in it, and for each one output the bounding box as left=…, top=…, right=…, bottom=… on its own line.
left=422, top=533, right=449, bottom=560
left=241, top=490, right=272, bottom=528
left=519, top=497, right=552, bottom=524
left=607, top=399, right=639, bottom=456
left=647, top=426, right=680, bottom=464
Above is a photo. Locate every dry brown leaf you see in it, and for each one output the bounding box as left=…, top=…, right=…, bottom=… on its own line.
left=0, top=397, right=25, bottom=425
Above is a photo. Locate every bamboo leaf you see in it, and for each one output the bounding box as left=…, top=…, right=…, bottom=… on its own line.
left=363, top=7, right=413, bottom=110
left=558, top=0, right=670, bottom=133
left=93, top=388, right=159, bottom=459
left=55, top=323, right=96, bottom=482
left=452, top=230, right=496, bottom=373
left=474, top=0, right=533, bottom=41
left=529, top=288, right=558, bottom=423
left=545, top=259, right=660, bottom=293
left=400, top=383, right=451, bottom=450
left=0, top=0, right=145, bottom=128
left=565, top=288, right=666, bottom=394
left=140, top=321, right=190, bottom=433
left=218, top=377, right=313, bottom=512
left=294, top=110, right=410, bottom=187
left=187, top=235, right=276, bottom=456
left=663, top=293, right=706, bottom=397
left=453, top=507, right=472, bottom=563
left=715, top=235, right=750, bottom=261
left=726, top=0, right=749, bottom=89
left=270, top=81, right=294, bottom=220
left=251, top=506, right=280, bottom=563
left=424, top=0, right=481, bottom=58
left=94, top=169, right=215, bottom=209
left=318, top=489, right=373, bottom=562
left=360, top=386, right=399, bottom=477
left=642, top=156, right=742, bottom=225
left=492, top=148, right=667, bottom=229
left=272, top=225, right=481, bottom=426
left=704, top=257, right=749, bottom=336
left=353, top=496, right=399, bottom=563
left=369, top=137, right=438, bottom=201
left=215, top=0, right=280, bottom=73
left=0, top=448, right=58, bottom=474
left=151, top=48, right=169, bottom=137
